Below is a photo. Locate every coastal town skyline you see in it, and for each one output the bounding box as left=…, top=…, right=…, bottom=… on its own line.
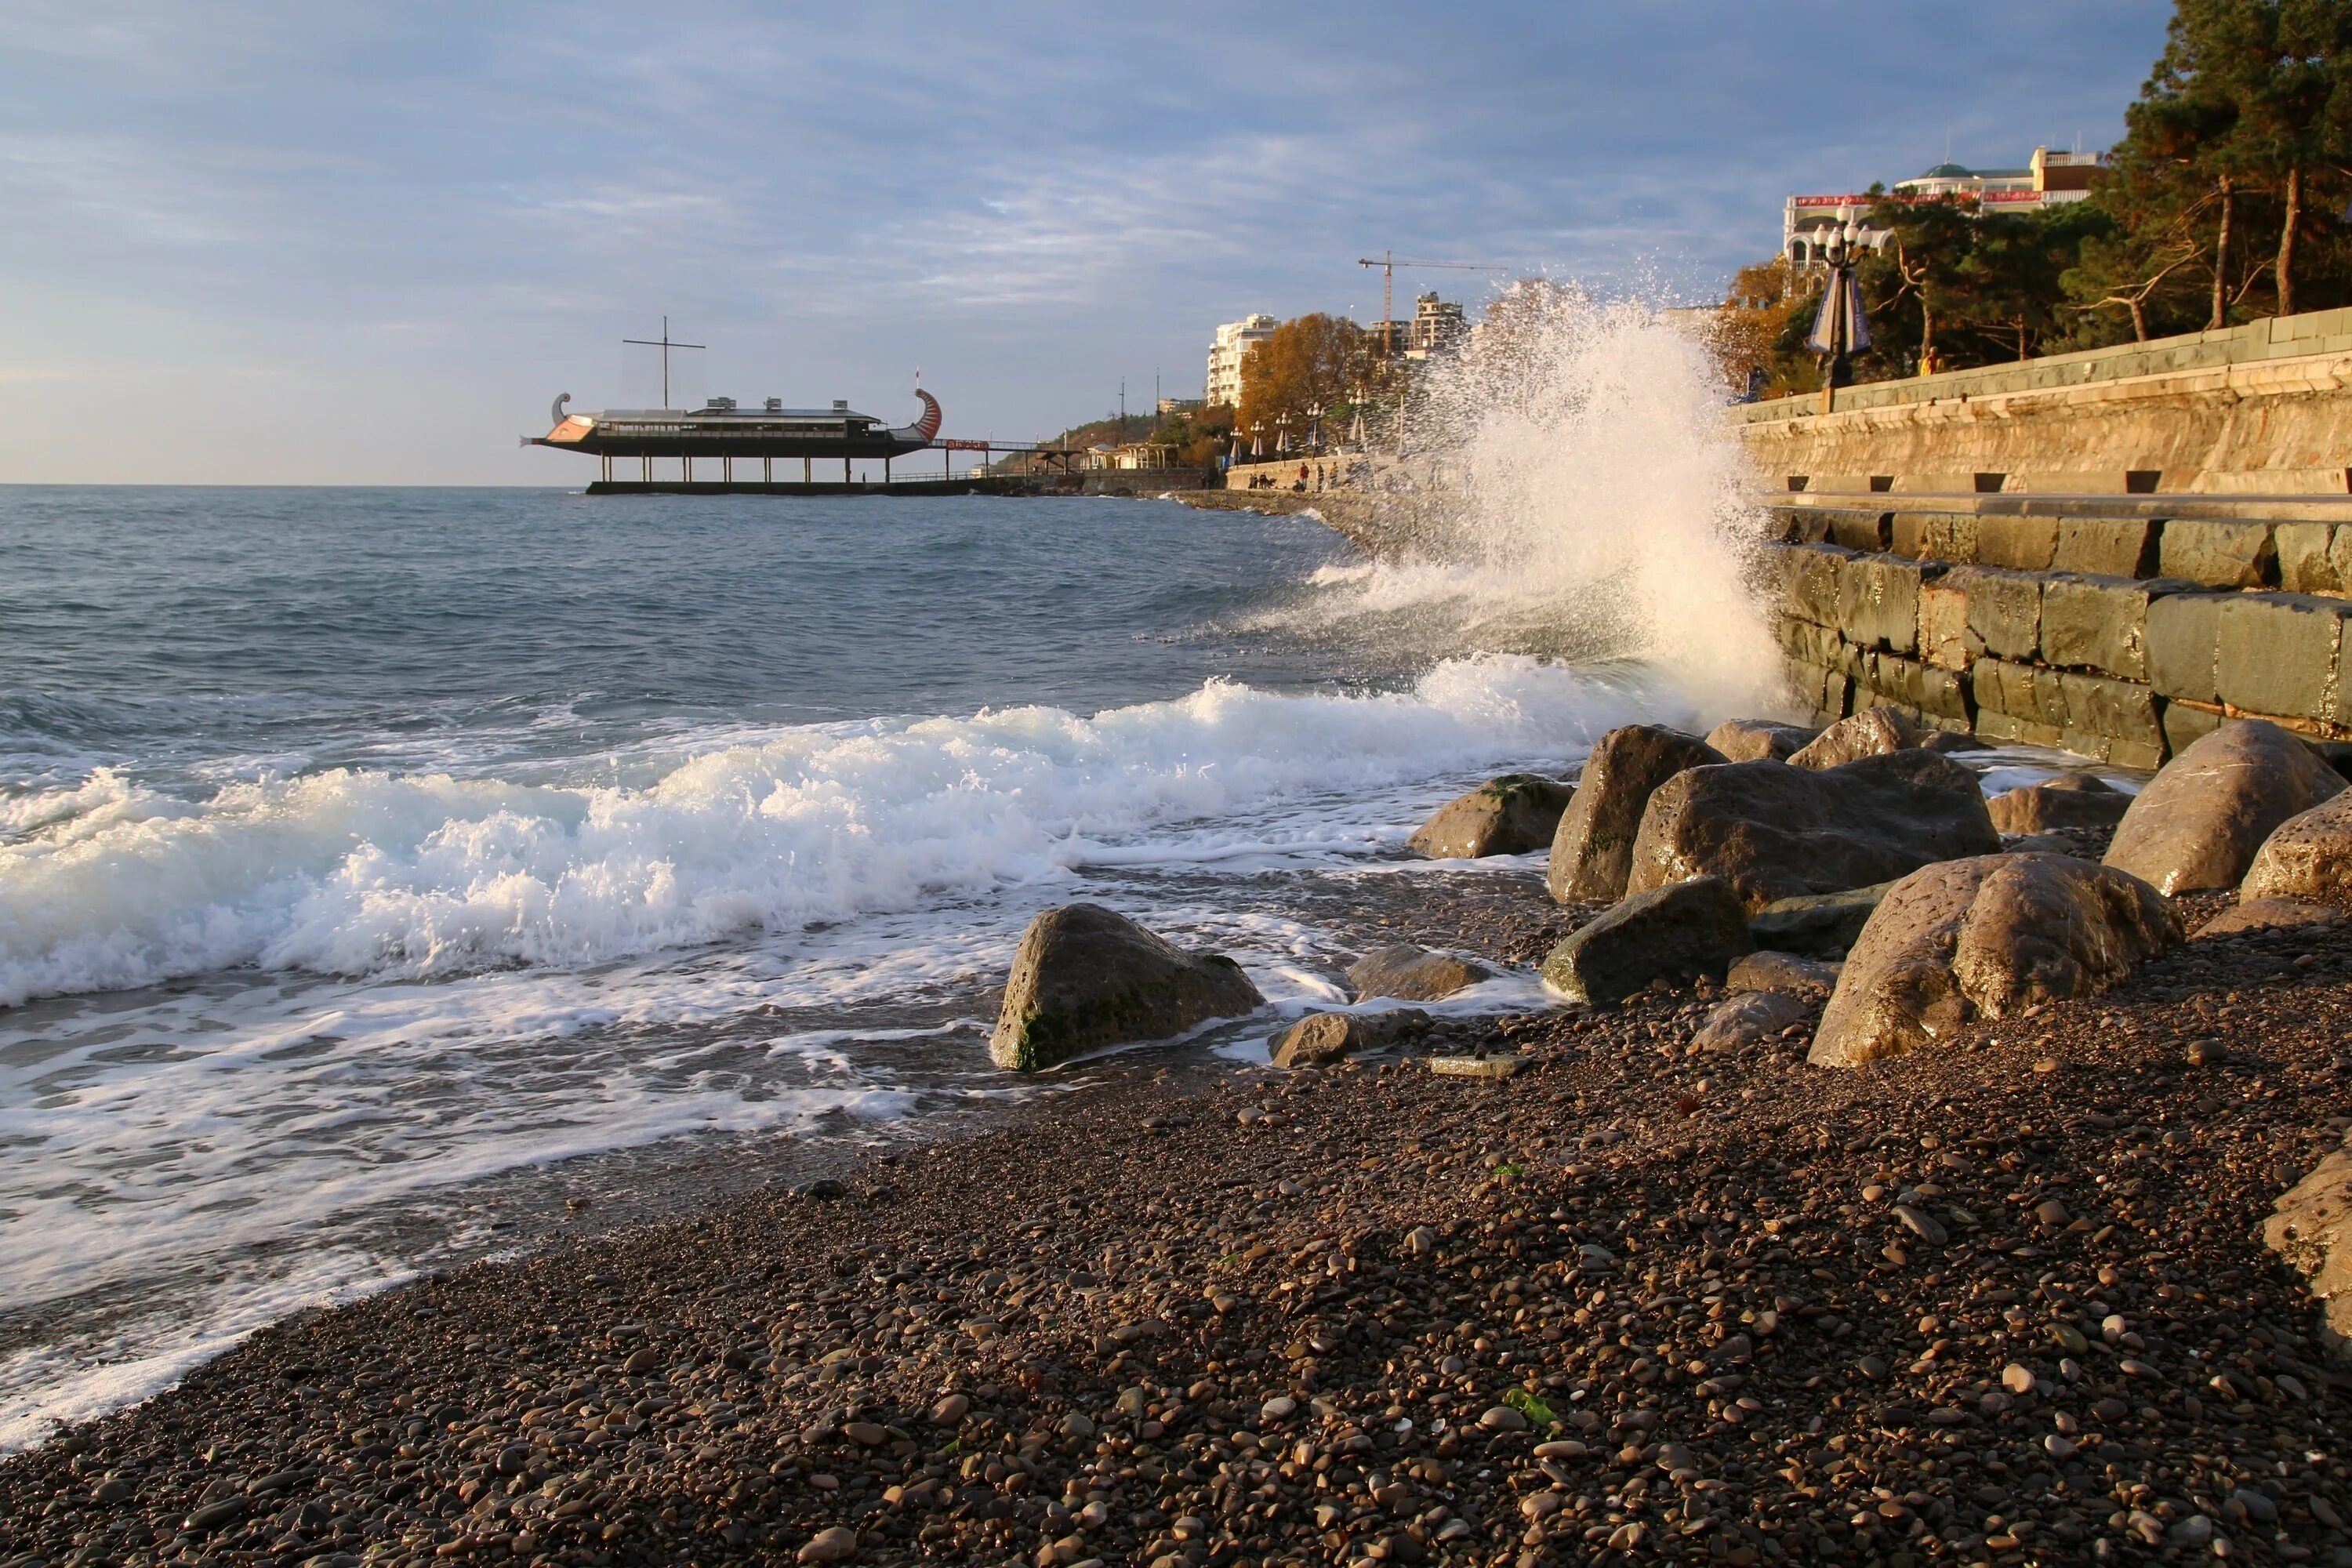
left=2, top=2, right=2162, bottom=484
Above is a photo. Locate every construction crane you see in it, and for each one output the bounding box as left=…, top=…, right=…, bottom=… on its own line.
left=1356, top=252, right=1511, bottom=361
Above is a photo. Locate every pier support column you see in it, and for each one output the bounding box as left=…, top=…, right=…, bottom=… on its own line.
left=884, top=456, right=891, bottom=485
left=804, top=456, right=811, bottom=483
left=724, top=455, right=731, bottom=485
left=764, top=456, right=772, bottom=485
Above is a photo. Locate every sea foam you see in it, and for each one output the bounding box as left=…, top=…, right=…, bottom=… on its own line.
left=0, top=654, right=1681, bottom=1008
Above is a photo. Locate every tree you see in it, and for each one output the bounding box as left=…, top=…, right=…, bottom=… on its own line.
left=1860, top=188, right=1981, bottom=370
left=1236, top=314, right=1370, bottom=441
left=1715, top=258, right=1820, bottom=396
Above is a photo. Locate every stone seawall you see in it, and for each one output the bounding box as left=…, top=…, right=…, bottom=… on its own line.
left=1732, top=307, right=2352, bottom=496
left=1768, top=504, right=2352, bottom=766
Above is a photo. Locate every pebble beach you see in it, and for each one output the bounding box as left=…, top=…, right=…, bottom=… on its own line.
left=5, top=867, right=2348, bottom=1568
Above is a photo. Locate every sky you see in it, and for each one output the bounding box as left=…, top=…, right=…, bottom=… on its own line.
left=1, top=2, right=2172, bottom=484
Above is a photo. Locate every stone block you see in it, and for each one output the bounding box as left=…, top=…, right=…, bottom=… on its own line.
left=2053, top=517, right=2161, bottom=579
left=2161, top=699, right=2223, bottom=757
left=1971, top=655, right=2065, bottom=730
left=1824, top=510, right=1892, bottom=553
left=1773, top=614, right=1840, bottom=667
left=1975, top=514, right=2059, bottom=571
left=1917, top=578, right=1982, bottom=673
left=1891, top=512, right=1973, bottom=563
left=1920, top=513, right=1979, bottom=564
left=1769, top=506, right=1824, bottom=544
left=2216, top=593, right=2352, bottom=723
left=1778, top=542, right=1851, bottom=628
left=1975, top=706, right=2065, bottom=750
left=2146, top=592, right=2231, bottom=702
left=1835, top=553, right=1932, bottom=654
left=2159, top=519, right=2278, bottom=589
left=1946, top=565, right=2042, bottom=660
left=2277, top=523, right=2341, bottom=594
left=2038, top=574, right=2192, bottom=682
left=2056, top=670, right=2165, bottom=767
left=1865, top=652, right=1970, bottom=728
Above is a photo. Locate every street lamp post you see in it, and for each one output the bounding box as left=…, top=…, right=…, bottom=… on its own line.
left=1807, top=212, right=1873, bottom=415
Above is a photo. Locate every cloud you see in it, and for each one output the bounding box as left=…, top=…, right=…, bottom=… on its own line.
left=0, top=0, right=2169, bottom=481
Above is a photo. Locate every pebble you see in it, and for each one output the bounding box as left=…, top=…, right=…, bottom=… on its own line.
left=930, top=1392, right=970, bottom=1425
left=797, top=1524, right=858, bottom=1563
left=2032, top=1197, right=2071, bottom=1226
left=2001, top=1362, right=2035, bottom=1396
left=1478, top=1403, right=1528, bottom=1432
left=1893, top=1202, right=1946, bottom=1244
left=840, top=1421, right=887, bottom=1446
left=1258, top=1396, right=1296, bottom=1424
left=2187, top=1037, right=2227, bottom=1066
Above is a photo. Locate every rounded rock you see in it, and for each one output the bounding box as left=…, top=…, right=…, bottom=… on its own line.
left=1259, top=1396, right=1297, bottom=1425
left=1479, top=1403, right=1530, bottom=1432
left=798, top=1525, right=859, bottom=1563
left=2002, top=1363, right=2035, bottom=1396
left=930, top=1393, right=970, bottom=1427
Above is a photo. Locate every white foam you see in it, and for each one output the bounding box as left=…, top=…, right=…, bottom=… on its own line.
left=0, top=655, right=1664, bottom=1008
left=1265, top=289, right=1788, bottom=717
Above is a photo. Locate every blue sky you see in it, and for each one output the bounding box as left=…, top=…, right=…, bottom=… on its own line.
left=2, top=2, right=2169, bottom=483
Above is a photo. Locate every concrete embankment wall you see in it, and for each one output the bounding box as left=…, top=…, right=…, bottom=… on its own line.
left=1766, top=503, right=2352, bottom=766
left=1731, top=307, right=2352, bottom=496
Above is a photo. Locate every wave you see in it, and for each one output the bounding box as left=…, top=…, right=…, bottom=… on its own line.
left=0, top=655, right=1695, bottom=1008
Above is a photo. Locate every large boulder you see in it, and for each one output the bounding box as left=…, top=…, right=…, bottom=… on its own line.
left=1747, top=882, right=1893, bottom=956
left=2264, top=1138, right=2352, bottom=1359
left=2241, top=789, right=2352, bottom=903
left=1547, top=726, right=1726, bottom=903
left=1348, top=946, right=1492, bottom=1001
left=989, top=904, right=1263, bottom=1071
left=1788, top=706, right=1922, bottom=770
left=2198, top=896, right=2341, bottom=937
left=1704, top=718, right=1817, bottom=764
left=1271, top=1008, right=1428, bottom=1068
left=1627, top=750, right=2001, bottom=913
left=1987, top=775, right=2131, bottom=835
left=1809, top=853, right=2181, bottom=1067
left=2104, top=719, right=2346, bottom=895
left=1540, top=876, right=1752, bottom=1004
left=1408, top=773, right=1573, bottom=859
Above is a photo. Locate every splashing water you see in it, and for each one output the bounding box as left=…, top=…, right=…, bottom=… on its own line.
left=1259, top=287, right=1786, bottom=716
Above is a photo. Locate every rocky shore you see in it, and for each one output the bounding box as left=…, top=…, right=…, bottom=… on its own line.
left=14, top=701, right=2352, bottom=1568
left=4, top=902, right=2349, bottom=1568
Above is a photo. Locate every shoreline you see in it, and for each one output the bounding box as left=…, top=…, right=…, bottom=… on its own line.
left=5, top=888, right=2349, bottom=1566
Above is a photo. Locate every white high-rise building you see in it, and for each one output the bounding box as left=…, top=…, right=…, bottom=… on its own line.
left=1206, top=314, right=1277, bottom=409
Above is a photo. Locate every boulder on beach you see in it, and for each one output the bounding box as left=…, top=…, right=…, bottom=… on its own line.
left=1745, top=883, right=1893, bottom=958
left=1547, top=725, right=1726, bottom=903
left=1726, top=950, right=1840, bottom=1000
left=1788, top=706, right=1922, bottom=770
left=1272, top=1008, right=1428, bottom=1068
left=1540, top=876, right=1752, bottom=1005
left=2264, top=1138, right=2352, bottom=1359
left=1691, top=990, right=1810, bottom=1052
left=989, top=903, right=1264, bottom=1072
left=1987, top=775, right=2131, bottom=836
left=1745, top=883, right=1893, bottom=957
left=1704, top=718, right=1818, bottom=764
left=1628, top=750, right=2001, bottom=913
left=1407, top=773, right=1573, bottom=859
left=1809, top=853, right=2181, bottom=1067
left=2104, top=719, right=2346, bottom=895
left=2241, top=789, right=2352, bottom=904
left=2198, top=895, right=2343, bottom=937
left=1347, top=946, right=1492, bottom=1002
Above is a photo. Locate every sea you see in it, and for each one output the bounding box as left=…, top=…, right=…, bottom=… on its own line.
left=0, top=302, right=2105, bottom=1452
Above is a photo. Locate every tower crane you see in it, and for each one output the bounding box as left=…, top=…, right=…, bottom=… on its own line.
left=1356, top=253, right=1512, bottom=361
